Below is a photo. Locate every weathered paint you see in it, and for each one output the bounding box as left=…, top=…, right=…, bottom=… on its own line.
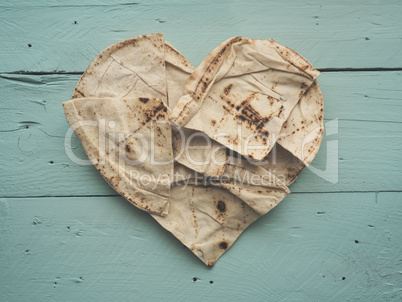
left=0, top=0, right=402, bottom=71
left=0, top=193, right=401, bottom=301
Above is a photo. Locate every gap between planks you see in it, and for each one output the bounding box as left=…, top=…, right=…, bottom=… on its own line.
left=1, top=67, right=402, bottom=76
left=1, top=190, right=401, bottom=199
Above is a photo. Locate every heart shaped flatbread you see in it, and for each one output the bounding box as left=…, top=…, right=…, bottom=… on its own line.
left=63, top=33, right=324, bottom=267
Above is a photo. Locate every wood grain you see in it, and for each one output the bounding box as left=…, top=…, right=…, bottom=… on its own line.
left=1, top=193, right=401, bottom=301
left=0, top=0, right=402, bottom=72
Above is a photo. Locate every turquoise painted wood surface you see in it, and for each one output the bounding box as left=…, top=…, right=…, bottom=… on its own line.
left=1, top=0, right=402, bottom=71
left=1, top=193, right=401, bottom=301
left=1, top=1, right=401, bottom=301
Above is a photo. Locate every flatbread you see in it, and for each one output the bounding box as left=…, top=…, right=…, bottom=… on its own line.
left=72, top=33, right=167, bottom=103
left=154, top=38, right=324, bottom=266
left=276, top=81, right=324, bottom=166
left=164, top=41, right=194, bottom=108
left=172, top=126, right=227, bottom=177
left=170, top=37, right=320, bottom=161
left=230, top=80, right=324, bottom=186
left=64, top=33, right=173, bottom=215
left=63, top=34, right=324, bottom=267
left=153, top=162, right=289, bottom=267
left=63, top=97, right=172, bottom=215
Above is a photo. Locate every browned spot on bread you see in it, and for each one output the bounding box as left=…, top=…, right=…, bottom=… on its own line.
left=246, top=154, right=255, bottom=160
left=277, top=105, right=284, bottom=117
left=207, top=261, right=215, bottom=268
left=143, top=101, right=168, bottom=123
left=211, top=120, right=216, bottom=126
left=139, top=97, right=149, bottom=103
left=217, top=200, right=226, bottom=212
left=219, top=241, right=228, bottom=250
left=235, top=93, right=272, bottom=142
left=222, top=104, right=232, bottom=114
left=224, top=83, right=233, bottom=95
left=74, top=88, right=85, bottom=97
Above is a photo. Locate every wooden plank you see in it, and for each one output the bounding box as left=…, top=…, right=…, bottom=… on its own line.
left=1, top=193, right=401, bottom=301
left=0, top=0, right=402, bottom=72
left=1, top=72, right=402, bottom=197
left=321, top=71, right=402, bottom=123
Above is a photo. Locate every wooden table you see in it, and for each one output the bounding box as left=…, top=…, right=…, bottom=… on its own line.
left=1, top=1, right=401, bottom=301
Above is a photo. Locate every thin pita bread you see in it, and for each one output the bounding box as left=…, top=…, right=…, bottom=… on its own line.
left=64, top=33, right=173, bottom=215
left=231, top=80, right=324, bottom=186
left=153, top=38, right=323, bottom=266
left=164, top=41, right=194, bottom=108
left=63, top=34, right=324, bottom=267
left=63, top=97, right=172, bottom=215
left=72, top=33, right=167, bottom=103
left=170, top=37, right=320, bottom=161
left=153, top=161, right=289, bottom=266
left=276, top=81, right=324, bottom=166
left=172, top=126, right=227, bottom=177
left=159, top=38, right=291, bottom=266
